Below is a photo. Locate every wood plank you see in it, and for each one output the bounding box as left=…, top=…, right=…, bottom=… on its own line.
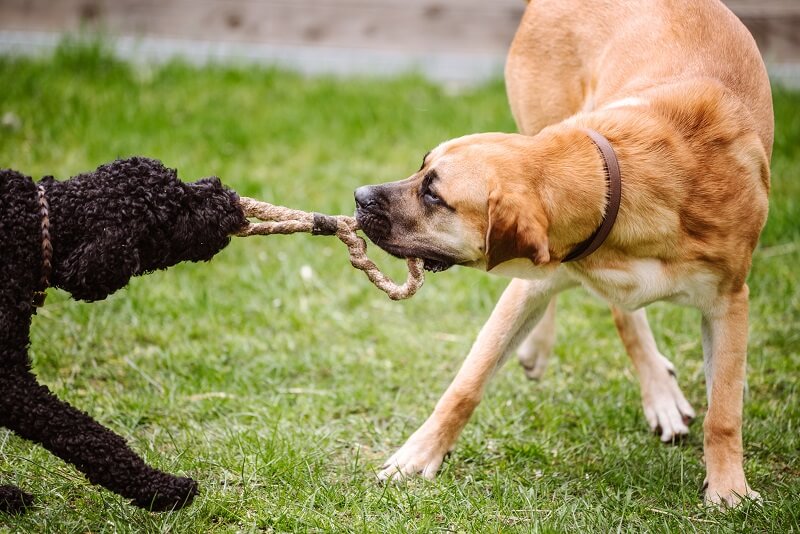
left=0, top=0, right=797, bottom=82
left=734, top=15, right=800, bottom=63
left=0, top=0, right=525, bottom=53
left=724, top=0, right=800, bottom=16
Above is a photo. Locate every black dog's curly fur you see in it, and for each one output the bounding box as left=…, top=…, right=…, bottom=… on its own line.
left=0, top=157, right=247, bottom=513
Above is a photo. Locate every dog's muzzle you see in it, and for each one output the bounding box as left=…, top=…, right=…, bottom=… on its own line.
left=354, top=185, right=455, bottom=273
left=354, top=186, right=391, bottom=241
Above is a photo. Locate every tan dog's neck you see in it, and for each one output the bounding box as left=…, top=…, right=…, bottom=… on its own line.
left=506, top=127, right=611, bottom=264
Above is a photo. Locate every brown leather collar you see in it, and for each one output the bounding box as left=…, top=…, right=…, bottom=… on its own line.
left=32, top=183, right=52, bottom=308
left=562, top=128, right=622, bottom=262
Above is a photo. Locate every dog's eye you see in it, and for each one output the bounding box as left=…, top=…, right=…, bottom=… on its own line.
left=422, top=188, right=442, bottom=205
left=420, top=169, right=445, bottom=206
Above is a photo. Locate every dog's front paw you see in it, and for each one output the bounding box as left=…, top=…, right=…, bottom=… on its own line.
left=641, top=357, right=695, bottom=442
left=516, top=303, right=556, bottom=381
left=132, top=475, right=199, bottom=512
left=0, top=485, right=34, bottom=514
left=703, top=477, right=761, bottom=508
left=378, top=423, right=453, bottom=481
left=517, top=341, right=550, bottom=380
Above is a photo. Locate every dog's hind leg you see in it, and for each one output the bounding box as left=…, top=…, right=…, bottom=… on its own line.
left=516, top=298, right=557, bottom=380
left=611, top=306, right=695, bottom=442
left=0, top=365, right=197, bottom=511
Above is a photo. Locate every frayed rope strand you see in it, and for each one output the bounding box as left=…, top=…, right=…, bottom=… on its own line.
left=233, top=197, right=424, bottom=300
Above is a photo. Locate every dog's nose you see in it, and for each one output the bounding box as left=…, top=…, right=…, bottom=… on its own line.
left=354, top=186, right=376, bottom=209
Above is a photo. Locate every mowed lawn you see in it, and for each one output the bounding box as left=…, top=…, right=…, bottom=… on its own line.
left=1, top=44, right=798, bottom=533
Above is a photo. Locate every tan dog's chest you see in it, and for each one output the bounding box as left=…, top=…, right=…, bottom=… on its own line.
left=571, top=259, right=720, bottom=311
left=491, top=258, right=720, bottom=312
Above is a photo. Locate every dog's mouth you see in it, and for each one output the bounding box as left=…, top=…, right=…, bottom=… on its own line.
left=391, top=247, right=455, bottom=273
left=367, top=239, right=456, bottom=273
left=355, top=209, right=391, bottom=241
left=421, top=258, right=453, bottom=273
left=356, top=209, right=455, bottom=273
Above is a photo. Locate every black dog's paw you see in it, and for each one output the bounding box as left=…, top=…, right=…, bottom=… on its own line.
left=132, top=475, right=199, bottom=512
left=0, top=485, right=34, bottom=515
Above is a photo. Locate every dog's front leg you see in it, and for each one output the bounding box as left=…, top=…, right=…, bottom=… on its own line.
left=378, top=273, right=574, bottom=481
left=701, top=285, right=759, bottom=506
left=0, top=364, right=198, bottom=511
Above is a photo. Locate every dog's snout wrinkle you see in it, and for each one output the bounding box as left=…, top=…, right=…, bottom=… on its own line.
left=355, top=184, right=393, bottom=241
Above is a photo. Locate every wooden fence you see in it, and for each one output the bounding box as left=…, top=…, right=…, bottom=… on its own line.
left=0, top=0, right=797, bottom=84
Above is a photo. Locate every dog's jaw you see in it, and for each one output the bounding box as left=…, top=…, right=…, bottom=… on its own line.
left=354, top=209, right=391, bottom=242
left=421, top=259, right=453, bottom=273
left=355, top=208, right=456, bottom=272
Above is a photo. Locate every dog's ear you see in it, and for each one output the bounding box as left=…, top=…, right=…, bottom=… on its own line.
left=485, top=185, right=550, bottom=271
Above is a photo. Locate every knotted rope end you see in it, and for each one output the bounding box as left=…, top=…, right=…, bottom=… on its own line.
left=235, top=197, right=425, bottom=300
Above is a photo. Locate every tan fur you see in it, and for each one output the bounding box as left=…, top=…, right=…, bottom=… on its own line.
left=368, top=0, right=772, bottom=507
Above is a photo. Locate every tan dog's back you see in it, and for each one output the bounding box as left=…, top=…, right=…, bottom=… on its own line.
left=506, top=0, right=773, bottom=158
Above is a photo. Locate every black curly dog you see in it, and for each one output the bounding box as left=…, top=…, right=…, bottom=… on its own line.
left=0, top=157, right=246, bottom=513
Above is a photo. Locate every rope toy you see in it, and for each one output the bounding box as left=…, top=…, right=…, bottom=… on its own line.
left=234, top=197, right=425, bottom=300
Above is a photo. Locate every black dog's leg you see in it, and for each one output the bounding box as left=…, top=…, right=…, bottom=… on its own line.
left=0, top=484, right=34, bottom=514
left=0, top=367, right=197, bottom=512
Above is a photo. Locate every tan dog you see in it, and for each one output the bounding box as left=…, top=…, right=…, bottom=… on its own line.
left=354, top=0, right=772, bottom=506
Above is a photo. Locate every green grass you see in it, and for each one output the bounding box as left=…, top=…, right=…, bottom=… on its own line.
left=1, top=42, right=798, bottom=532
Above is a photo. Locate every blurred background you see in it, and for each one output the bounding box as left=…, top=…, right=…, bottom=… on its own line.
left=1, top=0, right=798, bottom=86
left=0, top=2, right=798, bottom=531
